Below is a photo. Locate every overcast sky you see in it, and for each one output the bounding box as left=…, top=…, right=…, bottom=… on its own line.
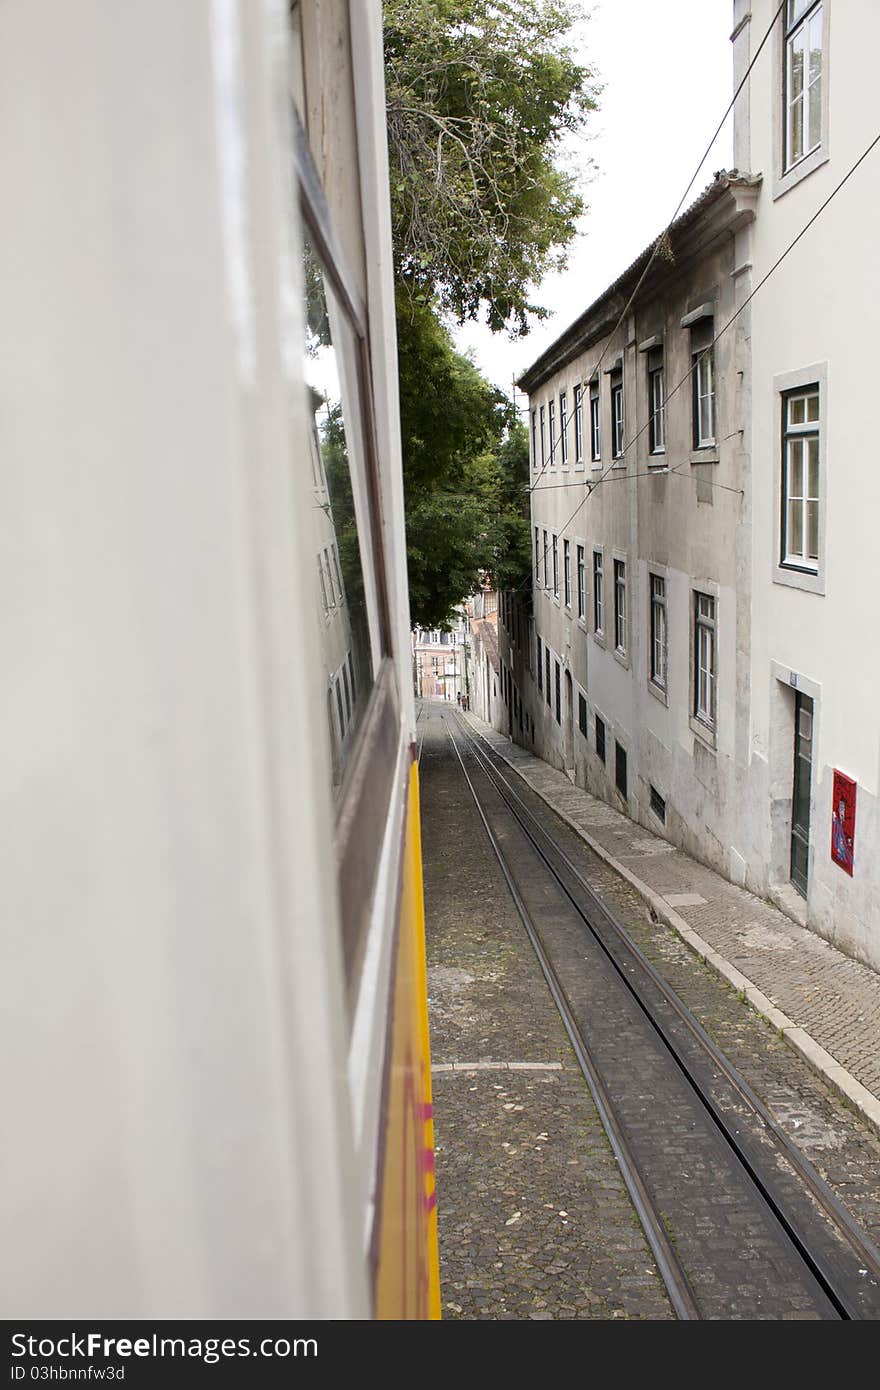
left=453, top=0, right=735, bottom=399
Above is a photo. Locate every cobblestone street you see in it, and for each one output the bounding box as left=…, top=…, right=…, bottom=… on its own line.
left=420, top=706, right=672, bottom=1320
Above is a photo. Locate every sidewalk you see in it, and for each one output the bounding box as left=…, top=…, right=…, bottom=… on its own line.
left=461, top=711, right=880, bottom=1135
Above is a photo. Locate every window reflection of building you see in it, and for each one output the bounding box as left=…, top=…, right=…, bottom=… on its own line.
left=302, top=236, right=375, bottom=788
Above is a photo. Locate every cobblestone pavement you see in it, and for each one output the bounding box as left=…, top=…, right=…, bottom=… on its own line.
left=419, top=702, right=880, bottom=1319
left=462, top=711, right=880, bottom=1120
left=419, top=706, right=673, bottom=1320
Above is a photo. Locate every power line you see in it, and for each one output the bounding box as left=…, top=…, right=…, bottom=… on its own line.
left=529, top=459, right=745, bottom=497
left=524, top=0, right=787, bottom=497
left=513, top=124, right=880, bottom=606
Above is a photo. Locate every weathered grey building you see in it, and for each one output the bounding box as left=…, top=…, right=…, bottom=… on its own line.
left=516, top=171, right=761, bottom=882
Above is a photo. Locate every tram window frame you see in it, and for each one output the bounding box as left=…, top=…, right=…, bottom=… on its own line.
left=294, top=109, right=399, bottom=990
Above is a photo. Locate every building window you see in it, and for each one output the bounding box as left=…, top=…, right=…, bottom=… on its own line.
left=578, top=693, right=587, bottom=736
left=691, top=321, right=715, bottom=448
left=535, top=525, right=541, bottom=581
left=595, top=714, right=606, bottom=764
left=545, top=648, right=551, bottom=708
left=540, top=404, right=546, bottom=468
left=548, top=397, right=556, bottom=467
left=531, top=409, right=538, bottom=470
left=559, top=390, right=568, bottom=466
left=317, top=553, right=330, bottom=614
left=590, top=380, right=601, bottom=462
left=784, top=1, right=823, bottom=172
left=611, top=374, right=624, bottom=459
left=537, top=635, right=543, bottom=691
left=331, top=545, right=344, bottom=602
left=650, top=574, right=667, bottom=690
left=563, top=539, right=571, bottom=609
left=576, top=544, right=585, bottom=620
left=615, top=741, right=627, bottom=800
left=555, top=661, right=561, bottom=724
left=552, top=534, right=559, bottom=599
left=335, top=677, right=346, bottom=737
left=694, top=592, right=717, bottom=730
left=593, top=551, right=604, bottom=636
left=573, top=384, right=584, bottom=464
left=648, top=348, right=665, bottom=454
left=543, top=529, right=549, bottom=589
left=650, top=785, right=667, bottom=823
left=613, top=559, right=627, bottom=655
left=781, top=385, right=820, bottom=570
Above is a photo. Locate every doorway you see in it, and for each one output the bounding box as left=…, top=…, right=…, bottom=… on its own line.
left=790, top=691, right=813, bottom=897
left=564, top=670, right=574, bottom=780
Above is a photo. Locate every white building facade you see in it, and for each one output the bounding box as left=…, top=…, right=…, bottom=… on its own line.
left=735, top=0, right=880, bottom=965
left=516, top=1, right=880, bottom=972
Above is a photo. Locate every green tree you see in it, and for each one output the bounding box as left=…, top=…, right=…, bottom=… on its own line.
left=384, top=0, right=597, bottom=626
left=385, top=0, right=598, bottom=335
left=397, top=296, right=530, bottom=628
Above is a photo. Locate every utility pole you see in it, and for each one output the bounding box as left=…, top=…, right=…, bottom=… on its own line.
left=461, top=609, right=470, bottom=708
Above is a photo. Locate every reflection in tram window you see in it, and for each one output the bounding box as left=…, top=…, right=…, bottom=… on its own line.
left=302, top=233, right=374, bottom=787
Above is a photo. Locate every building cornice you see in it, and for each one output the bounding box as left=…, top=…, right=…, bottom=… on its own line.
left=517, top=171, right=762, bottom=394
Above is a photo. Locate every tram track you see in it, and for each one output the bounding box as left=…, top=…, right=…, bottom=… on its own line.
left=442, top=710, right=880, bottom=1320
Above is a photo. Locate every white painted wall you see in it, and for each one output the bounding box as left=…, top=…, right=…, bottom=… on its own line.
left=741, top=0, right=880, bottom=964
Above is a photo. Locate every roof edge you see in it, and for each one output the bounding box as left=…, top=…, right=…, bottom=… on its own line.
left=517, top=170, right=761, bottom=394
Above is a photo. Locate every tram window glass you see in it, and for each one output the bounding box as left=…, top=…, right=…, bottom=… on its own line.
left=302, top=232, right=375, bottom=789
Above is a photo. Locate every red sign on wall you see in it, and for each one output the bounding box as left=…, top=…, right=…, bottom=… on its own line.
left=830, top=770, right=856, bottom=876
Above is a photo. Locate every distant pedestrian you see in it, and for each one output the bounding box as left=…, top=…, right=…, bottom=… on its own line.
left=457, top=692, right=462, bottom=707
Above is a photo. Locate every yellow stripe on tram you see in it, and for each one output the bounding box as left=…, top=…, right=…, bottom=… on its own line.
left=375, top=759, right=442, bottom=1319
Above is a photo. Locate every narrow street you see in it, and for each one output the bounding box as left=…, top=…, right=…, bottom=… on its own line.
left=419, top=702, right=880, bottom=1320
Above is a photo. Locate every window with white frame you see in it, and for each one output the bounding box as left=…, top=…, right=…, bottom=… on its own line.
left=317, top=553, right=330, bottom=614
left=611, top=372, right=624, bottom=459
left=552, top=533, right=559, bottom=598
left=781, top=385, right=820, bottom=570
left=648, top=348, right=665, bottom=454
left=694, top=592, right=716, bottom=729
left=576, top=544, right=585, bottom=619
left=323, top=548, right=336, bottom=606
left=590, top=380, right=601, bottom=461
left=531, top=408, right=538, bottom=470
left=540, top=405, right=546, bottom=468
left=535, top=525, right=541, bottom=581
left=573, top=384, right=584, bottom=464
left=650, top=573, right=667, bottom=690
left=559, top=390, right=568, bottom=466
left=564, top=538, right=571, bottom=608
left=593, top=551, right=603, bottom=636
left=691, top=320, right=716, bottom=448
left=542, top=529, right=549, bottom=589
left=613, top=559, right=627, bottom=655
left=548, top=398, right=556, bottom=467
left=784, top=1, right=824, bottom=172
left=331, top=544, right=344, bottom=603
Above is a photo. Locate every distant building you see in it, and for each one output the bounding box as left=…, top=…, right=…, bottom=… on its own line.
left=412, top=610, right=469, bottom=702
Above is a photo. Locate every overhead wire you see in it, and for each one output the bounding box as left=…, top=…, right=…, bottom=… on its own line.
left=523, top=0, right=787, bottom=498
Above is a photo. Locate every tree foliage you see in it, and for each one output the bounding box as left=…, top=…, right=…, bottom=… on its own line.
left=383, top=0, right=597, bottom=626
left=397, top=296, right=531, bottom=629
left=385, top=0, right=598, bottom=335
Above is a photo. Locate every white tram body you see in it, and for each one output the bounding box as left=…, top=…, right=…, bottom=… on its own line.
left=2, top=0, right=438, bottom=1318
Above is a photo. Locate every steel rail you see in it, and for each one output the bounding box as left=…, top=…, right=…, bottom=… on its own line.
left=455, top=714, right=880, bottom=1318
left=442, top=715, right=701, bottom=1320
